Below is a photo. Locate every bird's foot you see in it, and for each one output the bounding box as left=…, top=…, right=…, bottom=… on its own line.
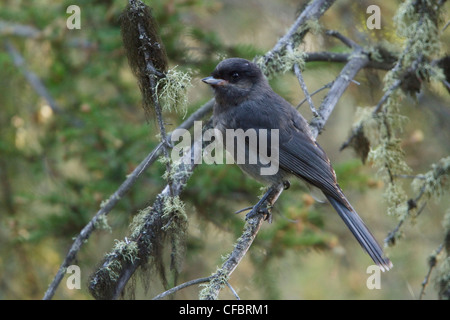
left=244, top=203, right=273, bottom=223
left=234, top=202, right=273, bottom=222
left=235, top=182, right=286, bottom=224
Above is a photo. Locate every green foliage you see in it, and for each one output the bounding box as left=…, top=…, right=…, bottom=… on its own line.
left=333, top=159, right=371, bottom=192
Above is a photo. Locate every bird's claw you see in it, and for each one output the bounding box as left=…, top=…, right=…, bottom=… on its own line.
left=244, top=204, right=272, bottom=223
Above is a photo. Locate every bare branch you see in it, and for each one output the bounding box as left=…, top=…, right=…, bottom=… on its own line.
left=261, top=0, right=336, bottom=64
left=287, top=43, right=318, bottom=117
left=326, top=30, right=361, bottom=49
left=304, top=51, right=395, bottom=70
left=296, top=81, right=333, bottom=109
left=419, top=243, right=444, bottom=299
left=310, top=48, right=369, bottom=137
left=4, top=40, right=83, bottom=127
left=0, top=20, right=41, bottom=38
left=152, top=277, right=212, bottom=300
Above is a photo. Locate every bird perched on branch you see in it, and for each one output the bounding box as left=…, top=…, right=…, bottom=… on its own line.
left=202, top=57, right=392, bottom=271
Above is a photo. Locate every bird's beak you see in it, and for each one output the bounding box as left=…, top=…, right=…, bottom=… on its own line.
left=202, top=76, right=228, bottom=86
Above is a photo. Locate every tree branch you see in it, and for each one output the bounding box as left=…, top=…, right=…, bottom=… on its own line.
left=152, top=277, right=212, bottom=300
left=42, top=99, right=214, bottom=300
left=4, top=40, right=83, bottom=127
left=304, top=51, right=395, bottom=70
left=287, top=43, right=318, bottom=117
left=326, top=29, right=361, bottom=49
left=262, top=0, right=336, bottom=64
left=419, top=243, right=444, bottom=299
left=309, top=47, right=369, bottom=137
left=88, top=118, right=213, bottom=299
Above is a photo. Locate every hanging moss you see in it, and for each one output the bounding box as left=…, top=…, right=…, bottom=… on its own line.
left=392, top=0, right=444, bottom=94
left=363, top=0, right=447, bottom=221
left=156, top=67, right=192, bottom=116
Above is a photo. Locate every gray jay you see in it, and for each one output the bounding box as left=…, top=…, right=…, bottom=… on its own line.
left=202, top=58, right=392, bottom=271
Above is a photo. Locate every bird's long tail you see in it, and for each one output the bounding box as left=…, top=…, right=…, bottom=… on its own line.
left=325, top=195, right=393, bottom=272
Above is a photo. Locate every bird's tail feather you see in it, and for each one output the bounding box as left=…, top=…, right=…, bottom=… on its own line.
left=326, top=195, right=393, bottom=272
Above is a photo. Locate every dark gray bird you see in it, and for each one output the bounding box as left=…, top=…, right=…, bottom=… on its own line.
left=202, top=58, right=392, bottom=271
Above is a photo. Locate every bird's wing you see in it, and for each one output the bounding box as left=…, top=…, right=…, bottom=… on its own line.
left=224, top=96, right=349, bottom=207
left=277, top=113, right=349, bottom=207
left=278, top=138, right=343, bottom=200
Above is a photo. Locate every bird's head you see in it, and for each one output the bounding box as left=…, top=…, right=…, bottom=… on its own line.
left=202, top=58, right=266, bottom=104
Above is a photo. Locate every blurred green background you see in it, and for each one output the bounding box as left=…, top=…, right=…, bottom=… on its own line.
left=0, top=0, right=449, bottom=299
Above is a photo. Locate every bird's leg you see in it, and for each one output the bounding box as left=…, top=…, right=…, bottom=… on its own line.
left=240, top=182, right=286, bottom=222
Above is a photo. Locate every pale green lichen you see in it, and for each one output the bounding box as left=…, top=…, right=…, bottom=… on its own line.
left=160, top=157, right=189, bottom=186
left=162, top=195, right=187, bottom=226
left=390, top=0, right=444, bottom=89
left=254, top=47, right=306, bottom=79
left=97, top=239, right=140, bottom=284
left=112, top=239, right=140, bottom=264
left=94, top=213, right=112, bottom=233
left=156, top=66, right=192, bottom=117
left=129, top=206, right=151, bottom=239
left=412, top=156, right=450, bottom=200
left=199, top=267, right=229, bottom=300
left=394, top=0, right=442, bottom=63
left=162, top=194, right=188, bottom=275
left=369, top=138, right=411, bottom=177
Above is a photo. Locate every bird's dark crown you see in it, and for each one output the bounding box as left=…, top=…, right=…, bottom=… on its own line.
left=203, top=58, right=267, bottom=105
left=211, top=58, right=263, bottom=84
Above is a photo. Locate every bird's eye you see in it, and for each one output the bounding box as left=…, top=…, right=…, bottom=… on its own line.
left=231, top=72, right=239, bottom=79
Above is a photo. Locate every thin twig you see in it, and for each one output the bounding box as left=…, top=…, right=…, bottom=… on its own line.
left=419, top=243, right=444, bottom=299
left=309, top=47, right=369, bottom=137
left=152, top=276, right=212, bottom=300
left=0, top=20, right=41, bottom=38
left=287, top=43, right=318, bottom=117
left=226, top=281, right=241, bottom=300
left=325, top=30, right=361, bottom=49
left=385, top=184, right=427, bottom=247
left=4, top=40, right=83, bottom=127
left=304, top=51, right=395, bottom=70
left=262, top=0, right=336, bottom=64
left=296, top=81, right=334, bottom=109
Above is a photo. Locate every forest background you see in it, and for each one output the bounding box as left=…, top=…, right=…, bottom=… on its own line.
left=0, top=0, right=449, bottom=299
